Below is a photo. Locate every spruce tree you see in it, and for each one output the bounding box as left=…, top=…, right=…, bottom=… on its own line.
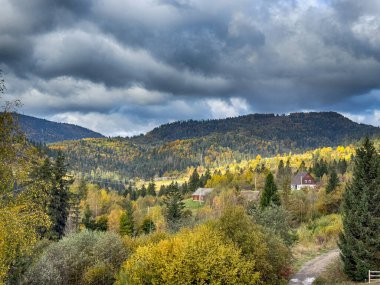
left=120, top=202, right=135, bottom=236
left=339, top=138, right=380, bottom=281
left=163, top=183, right=185, bottom=230
left=260, top=172, right=281, bottom=208
left=47, top=151, right=72, bottom=240
left=188, top=169, right=200, bottom=192
left=140, top=217, right=156, bottom=235
left=326, top=169, right=339, bottom=194
left=147, top=181, right=156, bottom=196
left=139, top=185, right=147, bottom=197
left=277, top=160, right=285, bottom=180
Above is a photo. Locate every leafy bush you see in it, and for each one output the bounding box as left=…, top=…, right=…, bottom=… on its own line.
left=116, top=225, right=260, bottom=285
left=298, top=214, right=342, bottom=245
left=214, top=206, right=292, bottom=284
left=82, top=262, right=114, bottom=285
left=249, top=205, right=298, bottom=246
left=24, top=230, right=127, bottom=285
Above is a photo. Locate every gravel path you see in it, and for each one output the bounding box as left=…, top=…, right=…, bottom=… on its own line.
left=289, top=249, right=340, bottom=285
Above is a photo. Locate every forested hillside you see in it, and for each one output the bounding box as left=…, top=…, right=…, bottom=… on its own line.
left=14, top=113, right=104, bottom=143
left=50, top=112, right=380, bottom=179
left=142, top=112, right=379, bottom=147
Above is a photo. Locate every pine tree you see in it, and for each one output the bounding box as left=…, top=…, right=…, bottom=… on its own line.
left=139, top=185, right=147, bottom=197
left=326, top=169, right=339, bottom=194
left=158, top=185, right=167, bottom=197
left=120, top=202, right=135, bottom=237
left=140, top=217, right=156, bottom=235
left=164, top=183, right=185, bottom=230
left=276, top=160, right=285, bottom=180
left=260, top=172, right=281, bottom=208
left=82, top=204, right=95, bottom=229
left=188, top=169, right=200, bottom=192
left=285, top=159, right=292, bottom=177
left=339, top=138, right=380, bottom=281
left=147, top=181, right=156, bottom=196
left=47, top=151, right=72, bottom=240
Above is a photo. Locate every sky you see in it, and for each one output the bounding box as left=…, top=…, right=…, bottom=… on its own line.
left=1, top=0, right=380, bottom=136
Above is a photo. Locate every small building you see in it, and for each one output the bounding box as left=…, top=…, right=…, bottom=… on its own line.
left=291, top=172, right=316, bottom=190
left=192, top=188, right=214, bottom=202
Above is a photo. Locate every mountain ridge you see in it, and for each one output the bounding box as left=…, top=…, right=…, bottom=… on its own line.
left=14, top=113, right=104, bottom=143
left=49, top=111, right=380, bottom=179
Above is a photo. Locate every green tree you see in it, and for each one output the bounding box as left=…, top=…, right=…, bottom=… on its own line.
left=188, top=168, right=200, bottom=192
left=47, top=151, right=72, bottom=240
left=82, top=204, right=95, bottom=230
left=139, top=185, right=147, bottom=198
left=260, top=172, right=281, bottom=208
left=147, top=181, right=156, bottom=197
left=276, top=160, right=285, bottom=180
left=140, top=217, right=156, bottom=235
left=0, top=89, right=50, bottom=283
left=163, top=184, right=184, bottom=230
left=120, top=202, right=134, bottom=237
left=326, top=169, right=339, bottom=194
left=339, top=138, right=380, bottom=281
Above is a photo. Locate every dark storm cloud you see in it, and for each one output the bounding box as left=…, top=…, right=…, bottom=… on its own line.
left=1, top=0, right=380, bottom=135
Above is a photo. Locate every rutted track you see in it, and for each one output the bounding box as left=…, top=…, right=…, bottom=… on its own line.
left=289, top=249, right=340, bottom=285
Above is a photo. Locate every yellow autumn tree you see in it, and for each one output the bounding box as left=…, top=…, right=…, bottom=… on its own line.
left=116, top=225, right=260, bottom=285
left=0, top=104, right=50, bottom=284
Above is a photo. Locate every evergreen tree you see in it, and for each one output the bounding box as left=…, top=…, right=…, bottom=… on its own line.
left=126, top=184, right=133, bottom=197
left=140, top=217, right=156, bottom=235
left=188, top=169, right=200, bottom=192
left=158, top=185, right=167, bottom=197
left=326, top=169, right=339, bottom=194
left=47, top=151, right=72, bottom=240
left=276, top=160, right=285, bottom=180
left=139, top=185, right=147, bottom=198
left=281, top=176, right=291, bottom=207
left=199, top=168, right=211, bottom=187
left=260, top=172, right=281, bottom=208
left=339, top=138, right=380, bottom=281
left=338, top=159, right=348, bottom=175
left=181, top=181, right=189, bottom=195
left=94, top=216, right=108, bottom=231
left=120, top=202, right=134, bottom=237
left=147, top=181, right=156, bottom=196
left=163, top=183, right=185, bottom=230
left=82, top=204, right=95, bottom=229
left=77, top=177, right=88, bottom=199
left=285, top=159, right=292, bottom=177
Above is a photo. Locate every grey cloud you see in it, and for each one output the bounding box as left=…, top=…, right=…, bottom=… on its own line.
left=1, top=0, right=380, bottom=135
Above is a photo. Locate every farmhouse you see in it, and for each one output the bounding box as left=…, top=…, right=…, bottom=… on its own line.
left=291, top=172, right=316, bottom=190
left=192, top=188, right=214, bottom=202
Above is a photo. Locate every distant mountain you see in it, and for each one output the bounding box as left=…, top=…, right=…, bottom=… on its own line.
left=51, top=112, right=380, bottom=179
left=143, top=112, right=379, bottom=148
left=14, top=113, right=104, bottom=143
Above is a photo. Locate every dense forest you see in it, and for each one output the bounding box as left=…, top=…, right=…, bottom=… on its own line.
left=13, top=113, right=104, bottom=143
left=49, top=112, right=380, bottom=180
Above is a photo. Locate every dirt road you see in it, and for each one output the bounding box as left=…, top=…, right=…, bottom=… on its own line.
left=289, top=249, right=340, bottom=285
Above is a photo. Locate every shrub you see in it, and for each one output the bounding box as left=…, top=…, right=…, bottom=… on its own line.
left=116, top=225, right=260, bottom=285
left=24, top=230, right=127, bottom=285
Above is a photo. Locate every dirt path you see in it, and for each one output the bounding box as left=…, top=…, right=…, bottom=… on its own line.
left=289, top=249, right=340, bottom=285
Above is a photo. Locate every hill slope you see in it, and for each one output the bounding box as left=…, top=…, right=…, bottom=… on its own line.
left=14, top=113, right=104, bottom=143
left=143, top=112, right=378, bottom=148
left=50, top=112, right=380, bottom=179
